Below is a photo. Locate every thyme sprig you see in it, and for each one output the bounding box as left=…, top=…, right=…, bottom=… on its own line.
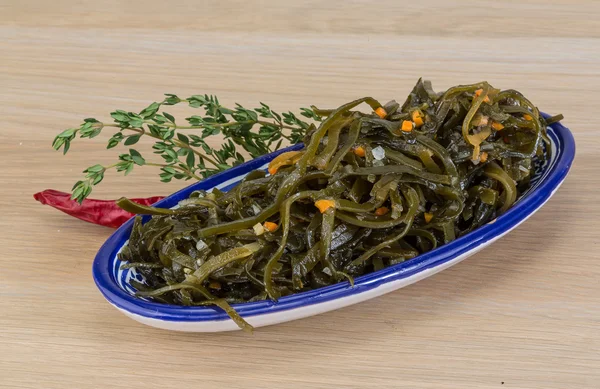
left=53, top=94, right=319, bottom=202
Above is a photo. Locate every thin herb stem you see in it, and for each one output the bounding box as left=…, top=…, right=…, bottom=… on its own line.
left=146, top=162, right=201, bottom=180
left=153, top=120, right=298, bottom=131
left=184, top=145, right=219, bottom=168
left=120, top=127, right=221, bottom=168
left=103, top=162, right=120, bottom=170
left=145, top=162, right=174, bottom=168
left=258, top=120, right=298, bottom=131
left=280, top=133, right=294, bottom=142
left=102, top=161, right=201, bottom=181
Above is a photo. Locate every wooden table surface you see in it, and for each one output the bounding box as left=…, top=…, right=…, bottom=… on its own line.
left=1, top=1, right=599, bottom=388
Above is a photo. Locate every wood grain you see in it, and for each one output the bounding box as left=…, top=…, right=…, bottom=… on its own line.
left=1, top=1, right=599, bottom=388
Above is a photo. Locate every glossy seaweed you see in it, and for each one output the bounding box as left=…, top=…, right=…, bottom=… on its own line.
left=116, top=79, right=562, bottom=331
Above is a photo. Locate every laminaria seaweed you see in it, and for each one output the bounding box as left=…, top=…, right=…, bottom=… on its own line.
left=116, top=79, right=563, bottom=331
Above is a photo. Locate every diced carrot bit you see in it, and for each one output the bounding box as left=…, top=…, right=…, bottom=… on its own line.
left=353, top=146, right=366, bottom=157
left=209, top=281, right=222, bottom=290
left=263, top=221, right=278, bottom=232
left=412, top=110, right=424, bottom=127
left=492, top=122, right=504, bottom=131
left=375, top=107, right=387, bottom=119
left=401, top=120, right=414, bottom=132
left=374, top=207, right=389, bottom=216
left=474, top=88, right=490, bottom=103
left=424, top=212, right=434, bottom=223
left=523, top=114, right=533, bottom=121
left=480, top=152, right=488, bottom=163
left=314, top=199, right=336, bottom=213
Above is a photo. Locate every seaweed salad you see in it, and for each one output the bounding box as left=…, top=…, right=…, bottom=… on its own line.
left=116, top=79, right=563, bottom=331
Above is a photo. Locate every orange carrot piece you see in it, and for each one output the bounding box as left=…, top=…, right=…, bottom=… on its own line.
left=353, top=146, right=366, bottom=157
left=263, top=221, right=278, bottom=232
left=375, top=107, right=387, bottom=119
left=492, top=122, right=504, bottom=131
left=474, top=88, right=490, bottom=103
left=374, top=207, right=389, bottom=216
left=412, top=110, right=424, bottom=127
left=424, top=212, right=433, bottom=223
left=401, top=120, right=414, bottom=132
left=314, top=199, right=336, bottom=213
left=480, top=152, right=488, bottom=163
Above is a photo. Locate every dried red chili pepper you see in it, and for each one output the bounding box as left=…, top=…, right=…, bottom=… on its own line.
left=33, top=189, right=164, bottom=228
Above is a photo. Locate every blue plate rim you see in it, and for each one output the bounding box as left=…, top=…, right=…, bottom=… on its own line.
left=92, top=113, right=576, bottom=322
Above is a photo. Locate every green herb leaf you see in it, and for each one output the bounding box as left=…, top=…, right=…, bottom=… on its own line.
left=124, top=134, right=142, bottom=145
left=110, top=110, right=128, bottom=122
left=300, top=107, right=322, bottom=121
left=130, top=149, right=146, bottom=166
left=177, top=133, right=190, bottom=145
left=147, top=124, right=162, bottom=137
left=153, top=115, right=167, bottom=125
left=62, top=139, right=71, bottom=154
left=186, top=150, right=196, bottom=169
left=163, top=112, right=176, bottom=124
left=107, top=132, right=124, bottom=149
left=92, top=172, right=104, bottom=185
left=71, top=180, right=84, bottom=191
left=162, top=129, right=175, bottom=141
left=129, top=117, right=144, bottom=128
left=163, top=94, right=181, bottom=105
left=84, top=164, right=104, bottom=173
left=125, top=162, right=134, bottom=175
left=140, top=102, right=161, bottom=119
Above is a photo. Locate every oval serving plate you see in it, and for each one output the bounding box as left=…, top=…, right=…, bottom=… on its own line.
left=93, top=114, right=575, bottom=332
